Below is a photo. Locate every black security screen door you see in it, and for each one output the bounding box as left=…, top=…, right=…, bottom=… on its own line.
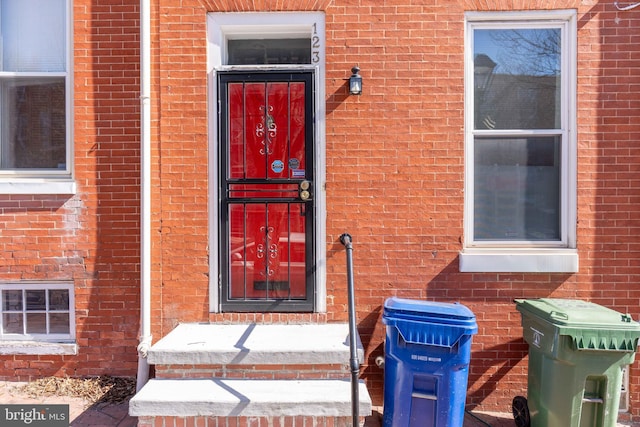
left=219, top=71, right=315, bottom=312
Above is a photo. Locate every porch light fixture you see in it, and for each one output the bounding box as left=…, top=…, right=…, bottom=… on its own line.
left=349, top=66, right=362, bottom=95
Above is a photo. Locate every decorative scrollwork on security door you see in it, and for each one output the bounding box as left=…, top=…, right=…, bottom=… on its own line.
left=256, top=105, right=277, bottom=155
left=258, top=226, right=276, bottom=277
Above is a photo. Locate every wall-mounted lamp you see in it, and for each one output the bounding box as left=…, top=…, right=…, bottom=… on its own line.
left=349, top=66, right=362, bottom=95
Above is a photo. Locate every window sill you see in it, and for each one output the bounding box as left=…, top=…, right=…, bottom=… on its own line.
left=0, top=179, right=76, bottom=195
left=0, top=341, right=77, bottom=355
left=459, top=249, right=578, bottom=273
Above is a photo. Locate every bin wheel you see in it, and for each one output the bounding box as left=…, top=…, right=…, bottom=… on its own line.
left=512, top=396, right=530, bottom=427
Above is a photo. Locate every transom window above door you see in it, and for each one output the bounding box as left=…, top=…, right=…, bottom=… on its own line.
left=228, top=39, right=311, bottom=65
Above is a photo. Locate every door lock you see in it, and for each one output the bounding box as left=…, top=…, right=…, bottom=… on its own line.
left=299, top=180, right=312, bottom=201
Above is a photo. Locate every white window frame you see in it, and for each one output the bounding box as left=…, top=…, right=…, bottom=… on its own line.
left=206, top=12, right=327, bottom=312
left=0, top=282, right=76, bottom=355
left=460, top=10, right=578, bottom=273
left=0, top=0, right=75, bottom=195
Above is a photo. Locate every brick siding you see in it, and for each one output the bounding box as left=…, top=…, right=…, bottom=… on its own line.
left=0, top=0, right=639, bottom=421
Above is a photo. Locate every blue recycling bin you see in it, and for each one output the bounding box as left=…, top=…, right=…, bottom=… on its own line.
left=382, top=297, right=478, bottom=427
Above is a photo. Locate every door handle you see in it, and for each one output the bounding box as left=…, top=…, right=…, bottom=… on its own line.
left=299, top=180, right=312, bottom=201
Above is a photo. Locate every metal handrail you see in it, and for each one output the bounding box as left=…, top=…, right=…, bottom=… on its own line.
left=340, top=233, right=360, bottom=427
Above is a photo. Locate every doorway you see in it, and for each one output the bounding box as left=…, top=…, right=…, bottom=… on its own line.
left=218, top=71, right=315, bottom=312
left=207, top=12, right=326, bottom=313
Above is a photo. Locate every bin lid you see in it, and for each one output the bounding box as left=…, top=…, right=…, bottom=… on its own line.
left=383, top=297, right=477, bottom=328
left=515, top=298, right=640, bottom=351
left=515, top=298, right=638, bottom=329
left=383, top=297, right=477, bottom=348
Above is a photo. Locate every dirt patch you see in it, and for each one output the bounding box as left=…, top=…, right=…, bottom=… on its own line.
left=16, top=376, right=136, bottom=404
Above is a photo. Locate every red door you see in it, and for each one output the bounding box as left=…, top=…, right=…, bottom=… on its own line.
left=219, top=71, right=314, bottom=312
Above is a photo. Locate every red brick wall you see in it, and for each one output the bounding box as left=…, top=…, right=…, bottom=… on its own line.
left=325, top=2, right=640, bottom=418
left=0, top=0, right=141, bottom=379
left=1, top=0, right=640, bottom=421
left=161, top=0, right=638, bottom=416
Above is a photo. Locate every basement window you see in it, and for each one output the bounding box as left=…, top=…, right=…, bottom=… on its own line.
left=0, top=283, right=76, bottom=355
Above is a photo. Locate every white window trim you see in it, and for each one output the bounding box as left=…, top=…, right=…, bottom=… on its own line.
left=0, top=282, right=77, bottom=355
left=461, top=10, right=578, bottom=273
left=0, top=178, right=76, bottom=194
left=206, top=12, right=327, bottom=312
left=0, top=340, right=77, bottom=355
left=0, top=0, right=75, bottom=195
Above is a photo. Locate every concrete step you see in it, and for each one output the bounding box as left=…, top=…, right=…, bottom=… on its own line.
left=131, top=323, right=373, bottom=424
left=147, top=323, right=364, bottom=366
left=129, top=378, right=372, bottom=417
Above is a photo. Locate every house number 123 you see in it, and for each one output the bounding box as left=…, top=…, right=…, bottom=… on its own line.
left=312, top=23, right=321, bottom=64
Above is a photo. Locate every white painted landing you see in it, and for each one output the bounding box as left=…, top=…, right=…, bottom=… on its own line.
left=129, top=378, right=372, bottom=417
left=147, top=323, right=364, bottom=365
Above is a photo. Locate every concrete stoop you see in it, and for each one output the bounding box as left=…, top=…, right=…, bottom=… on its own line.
left=129, top=323, right=373, bottom=427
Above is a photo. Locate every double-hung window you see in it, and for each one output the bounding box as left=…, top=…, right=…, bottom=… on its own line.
left=0, top=0, right=74, bottom=194
left=461, top=11, right=578, bottom=272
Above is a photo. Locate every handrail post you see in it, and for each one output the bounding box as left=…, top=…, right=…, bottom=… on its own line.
left=340, top=233, right=360, bottom=427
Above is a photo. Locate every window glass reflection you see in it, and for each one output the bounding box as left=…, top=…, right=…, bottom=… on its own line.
left=474, top=136, right=561, bottom=240
left=26, top=290, right=46, bottom=311
left=2, top=290, right=22, bottom=311
left=49, top=289, right=69, bottom=310
left=474, top=28, right=561, bottom=130
left=26, top=313, right=47, bottom=334
left=228, top=39, right=311, bottom=65
left=49, top=313, right=70, bottom=334
left=3, top=313, right=23, bottom=334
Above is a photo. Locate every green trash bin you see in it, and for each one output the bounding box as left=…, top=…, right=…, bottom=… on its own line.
left=513, top=298, right=640, bottom=427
